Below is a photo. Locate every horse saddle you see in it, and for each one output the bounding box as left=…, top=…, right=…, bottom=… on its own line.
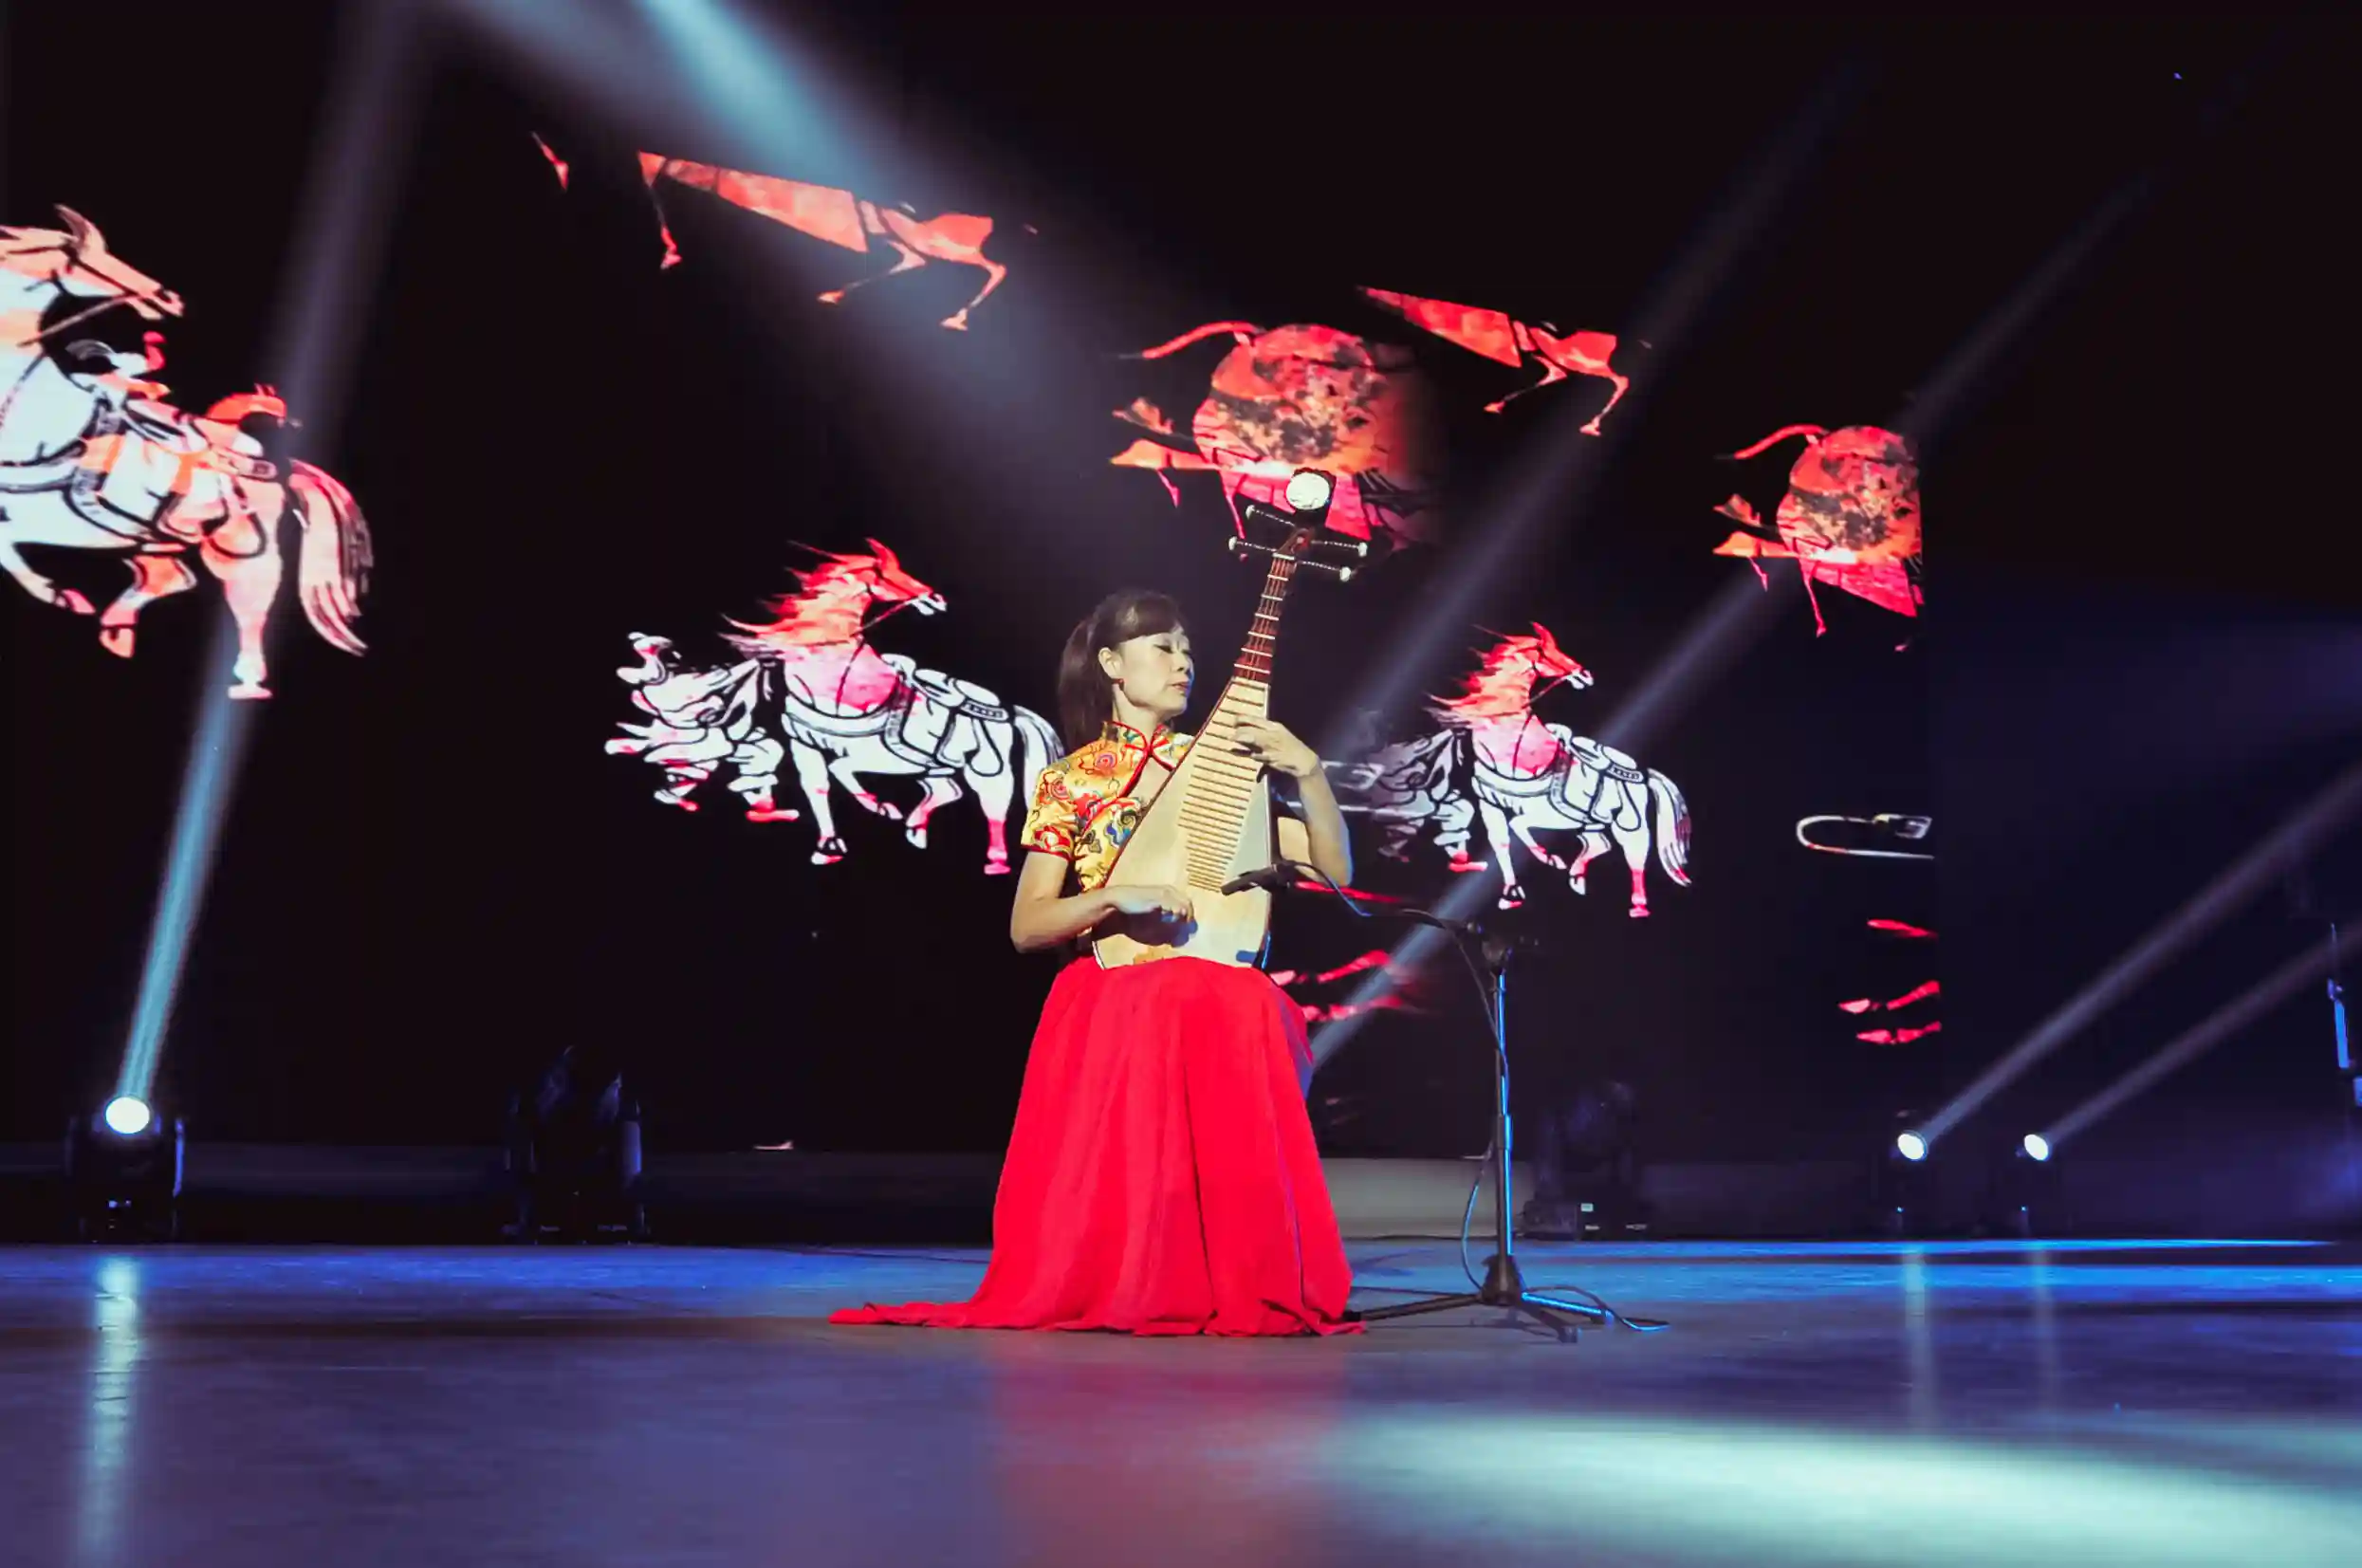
left=120, top=398, right=277, bottom=481
left=893, top=661, right=1017, bottom=767
left=1562, top=734, right=1646, bottom=784
left=0, top=442, right=89, bottom=493
left=0, top=383, right=120, bottom=494
left=1469, top=749, right=1563, bottom=798
left=906, top=666, right=1008, bottom=723
left=770, top=658, right=915, bottom=742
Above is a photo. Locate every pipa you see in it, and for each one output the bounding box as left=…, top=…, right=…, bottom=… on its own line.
left=1093, top=510, right=1360, bottom=969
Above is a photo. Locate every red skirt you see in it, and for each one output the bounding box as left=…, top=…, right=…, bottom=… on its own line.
left=831, top=956, right=1359, bottom=1336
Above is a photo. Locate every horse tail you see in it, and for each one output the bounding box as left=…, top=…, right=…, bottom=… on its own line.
left=1648, top=769, right=1692, bottom=885
left=1013, top=704, right=1061, bottom=813
left=1725, top=424, right=1827, bottom=461
left=287, top=460, right=372, bottom=655
left=1129, top=321, right=1260, bottom=360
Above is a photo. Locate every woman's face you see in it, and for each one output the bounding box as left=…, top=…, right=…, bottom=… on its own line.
left=1099, top=626, right=1193, bottom=725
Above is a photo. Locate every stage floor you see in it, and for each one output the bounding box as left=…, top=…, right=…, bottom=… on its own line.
left=2, top=1238, right=2356, bottom=1567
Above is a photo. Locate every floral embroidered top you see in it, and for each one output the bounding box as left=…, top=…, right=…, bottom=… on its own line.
left=1022, top=720, right=1194, bottom=893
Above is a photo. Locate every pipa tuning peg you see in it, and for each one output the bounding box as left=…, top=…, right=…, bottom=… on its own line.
left=1309, top=535, right=1371, bottom=559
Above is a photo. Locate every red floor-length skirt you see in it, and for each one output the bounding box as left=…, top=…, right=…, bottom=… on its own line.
left=831, top=955, right=1360, bottom=1336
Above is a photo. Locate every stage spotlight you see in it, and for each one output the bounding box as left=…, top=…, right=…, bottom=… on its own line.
left=1998, top=1130, right=2066, bottom=1237
left=1878, top=1125, right=1935, bottom=1237
left=1521, top=1079, right=1649, bottom=1240
left=1284, top=467, right=1337, bottom=514
left=65, top=1104, right=185, bottom=1242
left=506, top=1045, right=647, bottom=1243
left=103, top=1097, right=153, bottom=1136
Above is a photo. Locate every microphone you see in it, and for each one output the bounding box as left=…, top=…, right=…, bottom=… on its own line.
left=1219, top=862, right=1306, bottom=896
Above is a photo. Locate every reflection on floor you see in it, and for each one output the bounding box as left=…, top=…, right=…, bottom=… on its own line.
left=1, top=1239, right=2356, bottom=1567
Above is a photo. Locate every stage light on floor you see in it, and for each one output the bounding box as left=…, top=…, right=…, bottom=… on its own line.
left=108, top=0, right=421, bottom=1140
left=65, top=1104, right=185, bottom=1242
left=1879, top=1125, right=1934, bottom=1237
left=1522, top=1079, right=1649, bottom=1240
left=1999, top=1130, right=2067, bottom=1237
left=506, top=1045, right=647, bottom=1243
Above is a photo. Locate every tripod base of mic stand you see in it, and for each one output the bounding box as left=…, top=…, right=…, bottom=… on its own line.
left=1347, top=1248, right=1611, bottom=1343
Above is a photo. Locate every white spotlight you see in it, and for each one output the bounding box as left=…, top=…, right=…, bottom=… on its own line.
left=103, top=1097, right=153, bottom=1136
left=2021, top=1133, right=2052, bottom=1162
left=1283, top=468, right=1335, bottom=513
left=1894, top=1130, right=1928, bottom=1162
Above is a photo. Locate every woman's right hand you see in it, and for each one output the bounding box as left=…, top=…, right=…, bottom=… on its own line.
left=1102, top=884, right=1194, bottom=921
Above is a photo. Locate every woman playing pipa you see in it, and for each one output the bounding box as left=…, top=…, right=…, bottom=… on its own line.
left=833, top=555, right=1360, bottom=1336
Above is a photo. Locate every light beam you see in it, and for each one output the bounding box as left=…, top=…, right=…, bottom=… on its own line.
left=451, top=0, right=904, bottom=194
left=1309, top=73, right=1868, bottom=1068
left=1920, top=758, right=2362, bottom=1146
left=1318, top=34, right=2307, bottom=1090
left=2040, top=936, right=2341, bottom=1150
left=113, top=694, right=251, bottom=1102
left=1321, top=66, right=1863, bottom=765
left=112, top=0, right=425, bottom=1105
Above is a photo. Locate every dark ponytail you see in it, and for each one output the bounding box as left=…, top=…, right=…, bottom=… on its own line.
left=1055, top=589, right=1186, bottom=750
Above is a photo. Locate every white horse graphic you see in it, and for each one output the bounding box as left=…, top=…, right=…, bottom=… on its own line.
left=1332, top=624, right=1691, bottom=914
left=0, top=208, right=371, bottom=697
left=607, top=543, right=1061, bottom=874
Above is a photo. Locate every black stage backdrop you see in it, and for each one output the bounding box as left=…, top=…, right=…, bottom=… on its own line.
left=5, top=7, right=2352, bottom=1161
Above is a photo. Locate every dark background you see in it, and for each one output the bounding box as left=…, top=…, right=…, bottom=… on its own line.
left=6, top=5, right=2354, bottom=1167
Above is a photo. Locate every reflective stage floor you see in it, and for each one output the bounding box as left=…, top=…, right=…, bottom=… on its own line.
left=2, top=1238, right=2356, bottom=1567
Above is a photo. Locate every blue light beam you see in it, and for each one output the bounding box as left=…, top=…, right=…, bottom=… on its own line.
left=113, top=1, right=424, bottom=1104
left=1320, top=66, right=1863, bottom=766
left=1312, top=72, right=1867, bottom=1067
left=2042, top=936, right=2342, bottom=1149
left=116, top=700, right=256, bottom=1101
left=1922, top=758, right=2362, bottom=1146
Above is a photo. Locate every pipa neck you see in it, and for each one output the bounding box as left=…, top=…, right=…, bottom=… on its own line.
left=1218, top=551, right=1298, bottom=707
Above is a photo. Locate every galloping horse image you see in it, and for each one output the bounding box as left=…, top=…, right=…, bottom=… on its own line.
left=637, top=155, right=1012, bottom=331
left=0, top=208, right=372, bottom=697
left=1331, top=623, right=1691, bottom=914
left=607, top=542, right=1061, bottom=875
left=1359, top=288, right=1633, bottom=431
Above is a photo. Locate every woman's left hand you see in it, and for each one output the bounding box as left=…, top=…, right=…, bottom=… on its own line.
left=1232, top=717, right=1320, bottom=779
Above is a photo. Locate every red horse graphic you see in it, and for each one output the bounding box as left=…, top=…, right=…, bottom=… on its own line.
left=1359, top=287, right=1633, bottom=431
left=637, top=154, right=1012, bottom=330
left=1712, top=424, right=1922, bottom=633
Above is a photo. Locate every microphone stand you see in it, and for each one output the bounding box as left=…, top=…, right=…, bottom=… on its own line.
left=1264, top=863, right=1666, bottom=1342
